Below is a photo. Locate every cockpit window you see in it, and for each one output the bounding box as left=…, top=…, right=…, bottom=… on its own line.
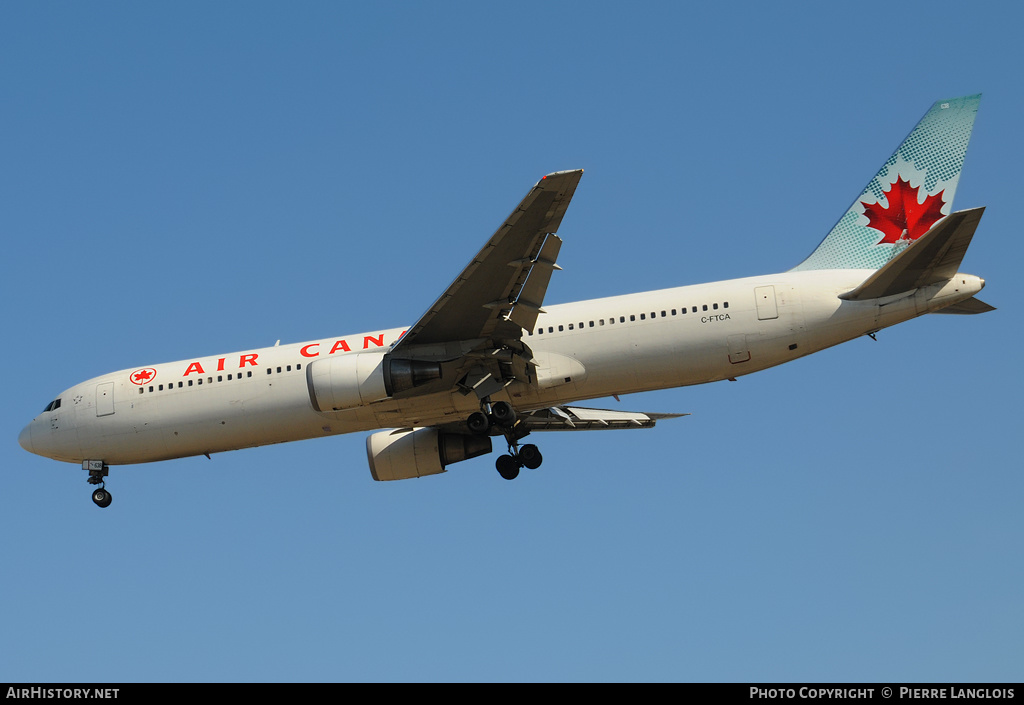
left=43, top=398, right=61, bottom=413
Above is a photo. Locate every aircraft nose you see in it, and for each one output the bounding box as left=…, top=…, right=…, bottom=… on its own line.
left=18, top=423, right=34, bottom=454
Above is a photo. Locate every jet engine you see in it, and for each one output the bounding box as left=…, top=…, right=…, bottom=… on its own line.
left=366, top=428, right=492, bottom=481
left=306, top=353, right=442, bottom=412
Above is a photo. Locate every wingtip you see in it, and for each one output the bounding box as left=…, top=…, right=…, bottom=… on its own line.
left=541, top=168, right=584, bottom=180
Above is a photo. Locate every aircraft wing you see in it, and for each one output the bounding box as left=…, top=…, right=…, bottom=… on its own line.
left=432, top=405, right=687, bottom=436
left=517, top=405, right=688, bottom=431
left=391, top=170, right=583, bottom=352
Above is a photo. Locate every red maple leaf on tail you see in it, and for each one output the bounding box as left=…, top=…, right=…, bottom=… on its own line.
left=861, top=176, right=946, bottom=245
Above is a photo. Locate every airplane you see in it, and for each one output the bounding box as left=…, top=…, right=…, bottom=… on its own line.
left=19, top=94, right=993, bottom=508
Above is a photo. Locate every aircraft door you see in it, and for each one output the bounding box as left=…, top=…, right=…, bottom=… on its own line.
left=96, top=382, right=114, bottom=417
left=754, top=286, right=779, bottom=320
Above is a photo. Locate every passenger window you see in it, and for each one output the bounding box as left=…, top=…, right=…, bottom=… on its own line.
left=724, top=302, right=729, bottom=309
left=702, top=304, right=708, bottom=311
left=713, top=303, right=719, bottom=310
left=630, top=315, right=635, bottom=321
left=558, top=325, right=564, bottom=332
left=640, top=313, right=646, bottom=320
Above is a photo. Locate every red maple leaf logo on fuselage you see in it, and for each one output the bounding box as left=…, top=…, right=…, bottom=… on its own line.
left=130, top=368, right=156, bottom=385
left=862, top=176, right=946, bottom=245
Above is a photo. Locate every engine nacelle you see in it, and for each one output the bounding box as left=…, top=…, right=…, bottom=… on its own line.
left=366, top=428, right=492, bottom=481
left=307, top=353, right=441, bottom=412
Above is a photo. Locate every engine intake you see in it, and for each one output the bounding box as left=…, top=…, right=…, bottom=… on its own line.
left=366, top=428, right=492, bottom=481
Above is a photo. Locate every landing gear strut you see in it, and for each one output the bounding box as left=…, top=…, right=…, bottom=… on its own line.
left=84, top=460, right=112, bottom=508
left=468, top=400, right=544, bottom=480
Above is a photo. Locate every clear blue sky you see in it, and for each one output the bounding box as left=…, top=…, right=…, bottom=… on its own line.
left=3, top=2, right=1020, bottom=682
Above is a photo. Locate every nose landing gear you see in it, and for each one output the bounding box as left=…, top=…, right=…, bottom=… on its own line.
left=84, top=460, right=112, bottom=508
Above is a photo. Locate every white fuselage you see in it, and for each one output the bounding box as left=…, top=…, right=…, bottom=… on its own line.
left=19, top=269, right=984, bottom=466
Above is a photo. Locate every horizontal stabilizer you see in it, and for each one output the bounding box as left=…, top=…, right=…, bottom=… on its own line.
left=839, top=207, right=985, bottom=301
left=519, top=406, right=687, bottom=431
left=931, top=296, right=996, bottom=315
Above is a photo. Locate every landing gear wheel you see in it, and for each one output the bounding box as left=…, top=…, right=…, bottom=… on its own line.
left=84, top=461, right=112, bottom=507
left=467, top=411, right=491, bottom=435
left=495, top=454, right=521, bottom=480
left=519, top=444, right=543, bottom=470
left=91, top=487, right=112, bottom=508
left=491, top=401, right=517, bottom=426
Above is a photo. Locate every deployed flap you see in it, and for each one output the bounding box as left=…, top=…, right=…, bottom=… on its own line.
left=519, top=405, right=687, bottom=431
left=392, top=170, right=583, bottom=352
left=931, top=296, right=996, bottom=314
left=839, top=207, right=985, bottom=301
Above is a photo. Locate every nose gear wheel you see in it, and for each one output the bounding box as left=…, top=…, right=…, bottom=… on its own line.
left=91, top=486, right=112, bottom=508
left=85, top=461, right=113, bottom=508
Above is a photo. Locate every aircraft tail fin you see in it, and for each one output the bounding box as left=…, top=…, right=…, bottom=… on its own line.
left=793, top=95, right=981, bottom=272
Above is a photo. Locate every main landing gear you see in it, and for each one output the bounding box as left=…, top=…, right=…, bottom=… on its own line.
left=84, top=460, right=112, bottom=508
left=468, top=400, right=543, bottom=481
